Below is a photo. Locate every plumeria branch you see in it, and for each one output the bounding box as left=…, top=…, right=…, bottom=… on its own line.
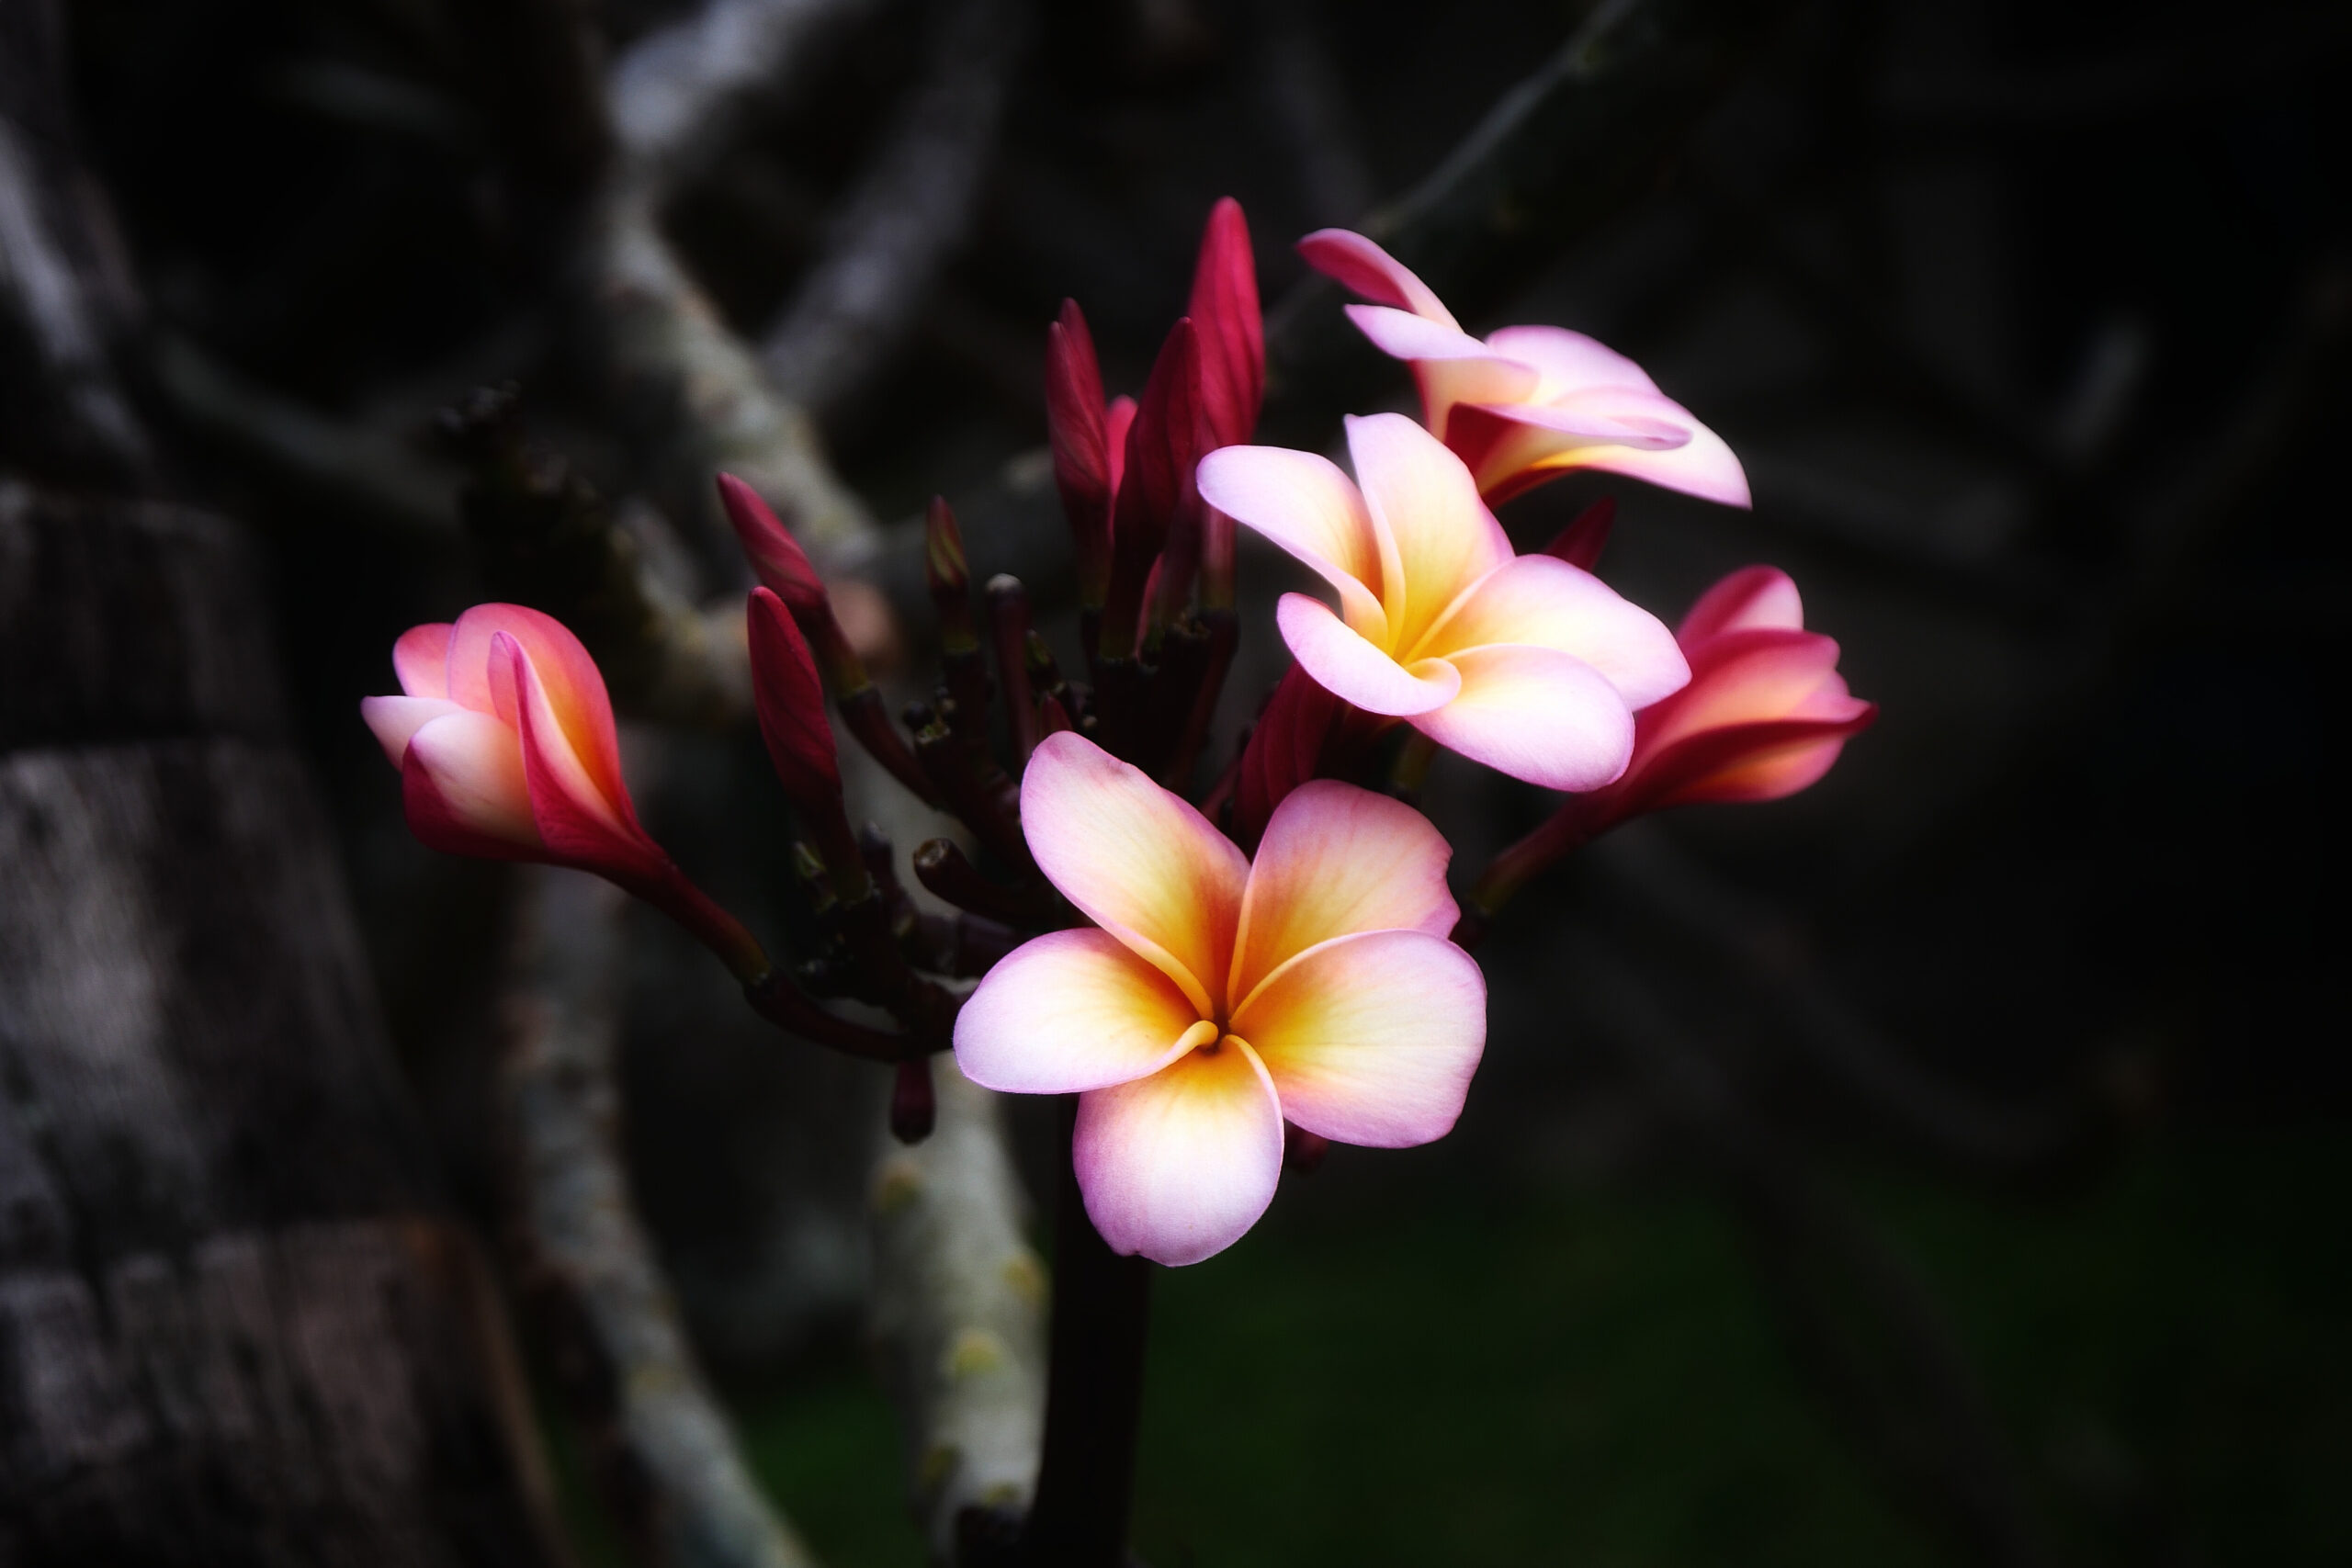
left=500, top=864, right=825, bottom=1568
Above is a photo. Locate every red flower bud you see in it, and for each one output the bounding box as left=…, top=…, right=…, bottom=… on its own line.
left=1187, top=197, right=1264, bottom=451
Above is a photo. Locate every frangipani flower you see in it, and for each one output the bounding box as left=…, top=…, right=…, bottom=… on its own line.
left=1468, top=567, right=1875, bottom=923
left=1297, top=229, right=1750, bottom=508
left=956, top=732, right=1485, bottom=1266
left=1198, top=412, right=1689, bottom=793
left=361, top=603, right=762, bottom=976
left=1598, top=565, right=1877, bottom=818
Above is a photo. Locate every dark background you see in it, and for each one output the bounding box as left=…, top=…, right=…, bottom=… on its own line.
left=35, top=0, right=2352, bottom=1562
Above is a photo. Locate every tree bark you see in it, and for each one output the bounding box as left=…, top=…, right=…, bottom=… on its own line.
left=0, top=486, right=571, bottom=1568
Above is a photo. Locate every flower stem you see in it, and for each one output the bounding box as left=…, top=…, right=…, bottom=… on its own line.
left=1023, top=1098, right=1150, bottom=1567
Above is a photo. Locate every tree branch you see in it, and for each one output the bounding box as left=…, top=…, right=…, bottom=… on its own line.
left=868, top=1066, right=1049, bottom=1562
left=759, top=0, right=1024, bottom=421
left=502, top=863, right=825, bottom=1568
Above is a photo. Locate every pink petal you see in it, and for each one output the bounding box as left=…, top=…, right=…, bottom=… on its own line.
left=1634, top=717, right=1872, bottom=809
left=1483, top=324, right=1660, bottom=398
left=496, top=634, right=661, bottom=879
left=1296, top=230, right=1459, bottom=328
left=1188, top=197, right=1264, bottom=448
left=1344, top=413, right=1513, bottom=654
left=1196, top=446, right=1387, bottom=639
left=1644, top=630, right=1856, bottom=752
left=1418, top=555, right=1689, bottom=710
left=1231, top=929, right=1485, bottom=1148
left=361, top=694, right=464, bottom=768
left=718, top=473, right=830, bottom=613
left=1341, top=303, right=1498, bottom=365
left=391, top=623, right=455, bottom=699
left=447, top=604, right=633, bottom=814
left=401, top=708, right=538, bottom=856
left=1074, top=1038, right=1283, bottom=1266
left=1678, top=566, right=1804, bottom=645
left=1019, top=732, right=1250, bottom=1017
left=747, top=587, right=841, bottom=803
left=1276, top=594, right=1459, bottom=717
left=1408, top=643, right=1635, bottom=792
left=955, top=930, right=1209, bottom=1094
left=1230, top=781, right=1457, bottom=1003
left=1455, top=398, right=1752, bottom=509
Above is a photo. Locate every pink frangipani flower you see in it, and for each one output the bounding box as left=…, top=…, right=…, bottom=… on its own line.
left=955, top=732, right=1485, bottom=1266
left=1197, top=412, right=1689, bottom=793
left=1469, top=567, right=1876, bottom=921
left=1599, top=565, right=1877, bottom=818
left=1297, top=229, right=1750, bottom=509
left=361, top=603, right=762, bottom=976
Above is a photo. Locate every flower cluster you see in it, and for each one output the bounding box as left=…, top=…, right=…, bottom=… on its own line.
left=364, top=206, right=1872, bottom=1266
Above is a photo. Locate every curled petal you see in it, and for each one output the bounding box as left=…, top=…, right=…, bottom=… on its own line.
left=447, top=604, right=632, bottom=815
left=1276, top=594, right=1458, bottom=718
left=1483, top=324, right=1660, bottom=399
left=1232, top=930, right=1485, bottom=1148
left=1020, top=732, right=1249, bottom=1016
left=1296, top=229, right=1458, bottom=328
left=1646, top=631, right=1859, bottom=750
left=498, top=634, right=660, bottom=878
left=1340, top=308, right=1538, bottom=443
left=1344, top=413, right=1513, bottom=653
left=1457, top=400, right=1751, bottom=510
left=361, top=694, right=463, bottom=769
left=401, top=709, right=537, bottom=857
left=1418, top=555, right=1689, bottom=709
left=1231, top=782, right=1456, bottom=1003
left=1679, top=565, right=1804, bottom=643
left=1408, top=643, right=1634, bottom=792
left=391, top=623, right=454, bottom=699
left=956, top=930, right=1208, bottom=1094
left=1075, top=1039, right=1284, bottom=1266
left=1197, top=446, right=1387, bottom=638
left=1634, top=715, right=1874, bottom=810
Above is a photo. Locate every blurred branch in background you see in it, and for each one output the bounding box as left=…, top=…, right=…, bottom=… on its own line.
left=503, top=863, right=823, bottom=1568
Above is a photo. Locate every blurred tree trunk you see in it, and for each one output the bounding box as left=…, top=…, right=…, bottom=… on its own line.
left=0, top=4, right=572, bottom=1562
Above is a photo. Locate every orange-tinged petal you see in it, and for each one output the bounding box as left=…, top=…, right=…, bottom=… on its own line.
left=1074, top=1037, right=1283, bottom=1266
left=497, top=635, right=662, bottom=882
left=1414, top=555, right=1688, bottom=709
left=1230, top=782, right=1455, bottom=1004
left=1020, top=732, right=1249, bottom=1017
left=1274, top=594, right=1459, bottom=717
left=1458, top=399, right=1751, bottom=509
left=1344, top=414, right=1513, bottom=654
left=447, top=604, right=633, bottom=816
left=956, top=930, right=1212, bottom=1094
left=1231, top=930, right=1485, bottom=1148
left=1408, top=643, right=1634, bottom=793
left=1196, top=445, right=1387, bottom=639
left=1643, top=631, right=1851, bottom=753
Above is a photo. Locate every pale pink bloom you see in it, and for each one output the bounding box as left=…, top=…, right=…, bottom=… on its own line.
left=1197, top=413, right=1689, bottom=792
left=956, top=733, right=1485, bottom=1265
left=1599, top=565, right=1877, bottom=817
left=1297, top=229, right=1749, bottom=508
left=361, top=604, right=760, bottom=974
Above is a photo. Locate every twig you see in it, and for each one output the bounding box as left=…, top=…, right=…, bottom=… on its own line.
left=760, top=0, right=1025, bottom=421
left=501, top=863, right=824, bottom=1568
left=608, top=0, right=880, bottom=191
left=1252, top=0, right=1375, bottom=228
left=1261, top=0, right=1791, bottom=435
left=868, top=1066, right=1049, bottom=1563
left=0, top=0, right=152, bottom=482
